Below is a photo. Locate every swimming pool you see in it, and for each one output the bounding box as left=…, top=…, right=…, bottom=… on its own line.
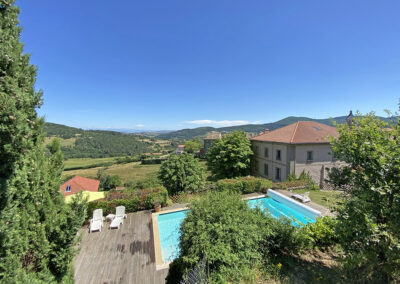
left=157, top=209, right=189, bottom=263
left=155, top=189, right=321, bottom=263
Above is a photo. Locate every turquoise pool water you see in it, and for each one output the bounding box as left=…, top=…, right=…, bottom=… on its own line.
left=157, top=196, right=317, bottom=262
left=247, top=197, right=315, bottom=227
left=157, top=209, right=189, bottom=262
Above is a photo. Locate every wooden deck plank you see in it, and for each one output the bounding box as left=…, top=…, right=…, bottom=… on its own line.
left=74, top=210, right=168, bottom=284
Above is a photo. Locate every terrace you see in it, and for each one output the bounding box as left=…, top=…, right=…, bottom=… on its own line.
left=74, top=210, right=169, bottom=284
left=74, top=190, right=333, bottom=283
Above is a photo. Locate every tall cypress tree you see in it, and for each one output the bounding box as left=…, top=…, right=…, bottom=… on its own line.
left=0, top=1, right=86, bottom=282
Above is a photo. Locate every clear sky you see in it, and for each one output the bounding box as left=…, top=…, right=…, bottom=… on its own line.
left=17, top=0, right=400, bottom=130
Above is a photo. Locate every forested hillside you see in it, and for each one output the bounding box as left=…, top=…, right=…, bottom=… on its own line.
left=157, top=115, right=396, bottom=140
left=44, top=123, right=172, bottom=158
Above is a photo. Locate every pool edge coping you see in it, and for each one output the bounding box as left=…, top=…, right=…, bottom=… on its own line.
left=268, top=189, right=322, bottom=216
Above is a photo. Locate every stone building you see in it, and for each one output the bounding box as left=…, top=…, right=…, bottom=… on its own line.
left=250, top=121, right=342, bottom=187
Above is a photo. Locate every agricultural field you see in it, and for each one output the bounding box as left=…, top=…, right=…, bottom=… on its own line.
left=64, top=157, right=120, bottom=170
left=62, top=157, right=209, bottom=185
left=62, top=161, right=161, bottom=183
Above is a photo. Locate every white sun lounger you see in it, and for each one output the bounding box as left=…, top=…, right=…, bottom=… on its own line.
left=110, top=217, right=123, bottom=229
left=291, top=192, right=311, bottom=203
left=89, top=209, right=104, bottom=233
left=115, top=206, right=127, bottom=223
left=109, top=206, right=127, bottom=229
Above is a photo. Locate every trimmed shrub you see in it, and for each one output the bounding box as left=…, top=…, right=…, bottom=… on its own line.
left=87, top=186, right=169, bottom=218
left=271, top=179, right=308, bottom=190
left=215, top=176, right=273, bottom=194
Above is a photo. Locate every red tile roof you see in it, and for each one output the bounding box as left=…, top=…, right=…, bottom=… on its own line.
left=250, top=121, right=338, bottom=144
left=60, top=176, right=100, bottom=197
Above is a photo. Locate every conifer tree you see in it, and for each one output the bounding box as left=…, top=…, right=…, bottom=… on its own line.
left=0, top=1, right=86, bottom=282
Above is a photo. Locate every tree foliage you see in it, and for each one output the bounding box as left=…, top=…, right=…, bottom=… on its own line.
left=158, top=154, right=205, bottom=195
left=97, top=169, right=122, bottom=191
left=171, top=192, right=268, bottom=283
left=184, top=138, right=202, bottom=153
left=0, top=1, right=86, bottom=281
left=206, top=131, right=253, bottom=179
left=328, top=113, right=400, bottom=281
left=167, top=191, right=310, bottom=283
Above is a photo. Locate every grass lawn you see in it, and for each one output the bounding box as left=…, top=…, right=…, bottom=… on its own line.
left=291, top=189, right=344, bottom=210
left=62, top=161, right=161, bottom=183
left=64, top=157, right=119, bottom=170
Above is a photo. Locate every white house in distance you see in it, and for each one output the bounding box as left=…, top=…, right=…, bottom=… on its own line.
left=250, top=121, right=341, bottom=186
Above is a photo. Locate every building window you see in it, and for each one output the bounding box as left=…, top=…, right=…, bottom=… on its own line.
left=65, top=186, right=71, bottom=192
left=276, top=150, right=281, bottom=161
left=275, top=167, right=281, bottom=181
left=264, top=163, right=268, bottom=176
left=253, top=145, right=259, bottom=155
left=264, top=147, right=269, bottom=158
left=307, top=151, right=313, bottom=162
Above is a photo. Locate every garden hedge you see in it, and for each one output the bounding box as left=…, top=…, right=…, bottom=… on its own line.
left=215, top=176, right=273, bottom=194
left=87, top=186, right=168, bottom=218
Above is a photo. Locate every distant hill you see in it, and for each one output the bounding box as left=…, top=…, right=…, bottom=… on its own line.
left=44, top=123, right=172, bottom=159
left=157, top=115, right=394, bottom=140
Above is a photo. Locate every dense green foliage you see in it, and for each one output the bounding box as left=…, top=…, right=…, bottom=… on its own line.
left=159, top=154, right=205, bottom=195
left=124, top=172, right=162, bottom=189
left=206, top=131, right=253, bottom=179
left=44, top=123, right=84, bottom=139
left=167, top=191, right=310, bottom=283
left=0, top=2, right=87, bottom=282
left=328, top=113, right=400, bottom=281
left=304, top=216, right=338, bottom=249
left=60, top=130, right=153, bottom=159
left=43, top=123, right=174, bottom=159
left=87, top=187, right=168, bottom=217
left=169, top=192, right=269, bottom=283
left=97, top=169, right=122, bottom=191
left=184, top=138, right=202, bottom=153
left=215, top=176, right=272, bottom=194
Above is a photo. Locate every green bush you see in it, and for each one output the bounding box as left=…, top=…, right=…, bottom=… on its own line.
left=271, top=179, right=308, bottom=190
left=125, top=173, right=162, bottom=189
left=215, top=176, right=272, bottom=194
left=141, top=187, right=169, bottom=209
left=304, top=216, right=338, bottom=249
left=268, top=218, right=310, bottom=256
left=87, top=186, right=169, bottom=218
left=215, top=178, right=243, bottom=193
left=113, top=197, right=141, bottom=212
left=169, top=191, right=269, bottom=283
left=167, top=191, right=312, bottom=283
left=159, top=153, right=205, bottom=195
left=87, top=200, right=113, bottom=218
left=306, top=179, right=319, bottom=191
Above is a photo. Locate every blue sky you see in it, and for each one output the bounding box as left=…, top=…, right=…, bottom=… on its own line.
left=17, top=0, right=400, bottom=130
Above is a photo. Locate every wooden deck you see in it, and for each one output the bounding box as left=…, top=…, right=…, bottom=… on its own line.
left=74, top=210, right=169, bottom=284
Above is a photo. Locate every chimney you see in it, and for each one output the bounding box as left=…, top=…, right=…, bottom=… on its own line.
left=346, top=110, right=354, bottom=128
left=263, top=129, right=269, bottom=135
